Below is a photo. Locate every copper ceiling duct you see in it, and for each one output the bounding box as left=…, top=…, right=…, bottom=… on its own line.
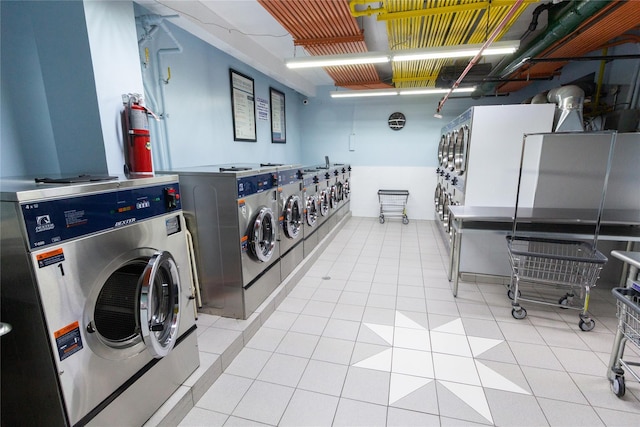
left=257, top=0, right=390, bottom=89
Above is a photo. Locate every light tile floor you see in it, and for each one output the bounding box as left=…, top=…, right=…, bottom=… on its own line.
left=179, top=217, right=640, bottom=426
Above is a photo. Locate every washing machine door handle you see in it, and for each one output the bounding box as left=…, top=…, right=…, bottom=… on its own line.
left=139, top=251, right=181, bottom=359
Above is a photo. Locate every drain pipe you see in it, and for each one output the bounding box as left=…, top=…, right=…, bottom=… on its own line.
left=475, top=0, right=610, bottom=97
left=155, top=20, right=183, bottom=171
left=136, top=14, right=182, bottom=172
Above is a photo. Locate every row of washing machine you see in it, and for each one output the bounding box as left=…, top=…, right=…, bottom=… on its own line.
left=158, top=162, right=351, bottom=320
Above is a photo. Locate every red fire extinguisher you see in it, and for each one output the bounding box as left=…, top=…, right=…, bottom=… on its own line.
left=122, top=93, right=153, bottom=177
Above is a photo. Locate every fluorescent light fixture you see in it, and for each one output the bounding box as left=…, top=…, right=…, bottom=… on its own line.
left=286, top=52, right=389, bottom=69
left=286, top=41, right=519, bottom=69
left=392, top=41, right=519, bottom=62
left=330, top=89, right=399, bottom=98
left=330, top=86, right=476, bottom=98
left=398, top=87, right=476, bottom=96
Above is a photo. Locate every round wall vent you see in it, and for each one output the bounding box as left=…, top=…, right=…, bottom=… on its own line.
left=388, top=112, right=406, bottom=131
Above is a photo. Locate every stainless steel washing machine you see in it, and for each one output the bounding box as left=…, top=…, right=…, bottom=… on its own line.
left=300, top=167, right=321, bottom=257
left=158, top=164, right=280, bottom=319
left=276, top=166, right=303, bottom=281
left=331, top=163, right=351, bottom=223
left=314, top=166, right=335, bottom=241
left=0, top=175, right=199, bottom=427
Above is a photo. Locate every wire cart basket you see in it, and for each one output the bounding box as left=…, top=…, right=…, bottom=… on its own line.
left=506, top=132, right=616, bottom=331
left=378, top=190, right=409, bottom=224
left=607, top=287, right=640, bottom=397
left=506, top=236, right=607, bottom=331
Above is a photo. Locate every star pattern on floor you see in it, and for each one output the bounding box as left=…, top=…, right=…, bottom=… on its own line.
left=352, top=311, right=529, bottom=423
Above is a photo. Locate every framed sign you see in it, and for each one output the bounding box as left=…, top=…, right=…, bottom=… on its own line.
left=270, top=87, right=286, bottom=144
left=230, top=69, right=257, bottom=141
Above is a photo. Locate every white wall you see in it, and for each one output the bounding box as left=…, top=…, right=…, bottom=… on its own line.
left=84, top=0, right=145, bottom=176
left=351, top=166, right=436, bottom=220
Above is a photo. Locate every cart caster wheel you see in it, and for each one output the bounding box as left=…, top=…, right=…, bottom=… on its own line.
left=612, top=376, right=626, bottom=397
left=402, top=216, right=409, bottom=225
left=507, top=289, right=521, bottom=300
left=579, top=318, right=595, bottom=331
left=559, top=294, right=574, bottom=309
left=512, top=307, right=527, bottom=319
left=379, top=216, right=385, bottom=224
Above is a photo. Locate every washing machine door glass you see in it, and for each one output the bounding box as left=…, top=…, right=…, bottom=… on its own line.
left=319, top=190, right=329, bottom=216
left=329, top=185, right=338, bottom=209
left=305, top=195, right=318, bottom=226
left=92, top=251, right=180, bottom=359
left=336, top=182, right=344, bottom=202
left=252, top=207, right=276, bottom=262
left=139, top=251, right=181, bottom=358
left=284, top=195, right=302, bottom=239
left=344, top=180, right=350, bottom=199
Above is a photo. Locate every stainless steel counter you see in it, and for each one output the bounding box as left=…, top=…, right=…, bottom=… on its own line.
left=448, top=206, right=640, bottom=296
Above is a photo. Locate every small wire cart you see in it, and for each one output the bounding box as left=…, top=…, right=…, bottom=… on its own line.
left=378, top=190, right=409, bottom=224
left=506, top=236, right=607, bottom=331
left=608, top=287, right=640, bottom=397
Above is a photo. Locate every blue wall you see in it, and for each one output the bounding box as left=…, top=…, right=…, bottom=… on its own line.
left=0, top=0, right=107, bottom=177
left=1, top=1, right=637, bottom=179
left=135, top=9, right=305, bottom=170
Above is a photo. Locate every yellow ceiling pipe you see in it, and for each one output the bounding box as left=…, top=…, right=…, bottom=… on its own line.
left=350, top=0, right=539, bottom=21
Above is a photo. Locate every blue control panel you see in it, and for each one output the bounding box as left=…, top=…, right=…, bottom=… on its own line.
left=21, top=183, right=181, bottom=250
left=237, top=172, right=276, bottom=198
left=303, top=176, right=316, bottom=188
left=278, top=169, right=301, bottom=186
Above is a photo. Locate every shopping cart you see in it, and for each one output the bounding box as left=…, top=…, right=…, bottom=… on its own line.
left=377, top=190, right=409, bottom=224
left=506, top=236, right=607, bottom=331
left=608, top=287, right=640, bottom=397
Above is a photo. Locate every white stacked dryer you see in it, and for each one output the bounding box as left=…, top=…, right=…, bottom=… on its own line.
left=434, top=103, right=555, bottom=276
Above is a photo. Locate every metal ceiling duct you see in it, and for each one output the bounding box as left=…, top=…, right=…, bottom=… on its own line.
left=479, top=0, right=640, bottom=96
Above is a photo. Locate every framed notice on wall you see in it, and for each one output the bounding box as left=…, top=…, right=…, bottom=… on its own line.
left=230, top=69, right=257, bottom=142
left=270, top=87, right=286, bottom=144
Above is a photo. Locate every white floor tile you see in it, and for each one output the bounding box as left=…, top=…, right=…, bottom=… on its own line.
left=279, top=389, right=339, bottom=427
left=168, top=218, right=640, bottom=427
left=257, top=353, right=308, bottom=387
left=231, top=380, right=294, bottom=425
left=195, top=373, right=253, bottom=414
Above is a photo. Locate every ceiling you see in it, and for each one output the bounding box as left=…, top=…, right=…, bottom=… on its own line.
left=135, top=1, right=640, bottom=99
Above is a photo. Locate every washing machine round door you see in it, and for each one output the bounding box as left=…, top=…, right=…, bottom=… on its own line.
left=319, top=190, right=330, bottom=216
left=284, top=195, right=302, bottom=239
left=438, top=134, right=446, bottom=166
left=91, top=250, right=180, bottom=359
left=251, top=207, right=277, bottom=262
left=336, top=182, right=344, bottom=202
left=454, top=125, right=469, bottom=173
left=329, top=185, right=338, bottom=209
left=305, top=195, right=318, bottom=226
left=139, top=251, right=181, bottom=358
left=344, top=180, right=350, bottom=199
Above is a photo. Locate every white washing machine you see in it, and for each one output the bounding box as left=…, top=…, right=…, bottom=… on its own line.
left=0, top=175, right=199, bottom=426
left=158, top=164, right=280, bottom=319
